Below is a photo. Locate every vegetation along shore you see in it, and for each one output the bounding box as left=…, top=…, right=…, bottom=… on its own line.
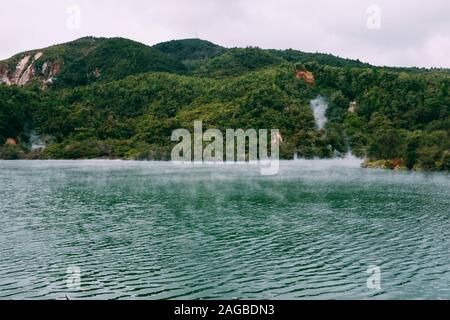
left=0, top=37, right=449, bottom=171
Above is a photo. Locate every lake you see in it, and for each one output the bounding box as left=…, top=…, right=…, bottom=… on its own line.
left=0, top=160, right=449, bottom=299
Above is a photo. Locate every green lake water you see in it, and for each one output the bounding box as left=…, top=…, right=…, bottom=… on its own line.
left=0, top=160, right=449, bottom=299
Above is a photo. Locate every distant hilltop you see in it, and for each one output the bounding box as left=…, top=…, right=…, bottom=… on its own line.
left=3, top=36, right=446, bottom=88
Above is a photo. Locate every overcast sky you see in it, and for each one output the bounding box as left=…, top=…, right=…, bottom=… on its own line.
left=1, top=0, right=449, bottom=68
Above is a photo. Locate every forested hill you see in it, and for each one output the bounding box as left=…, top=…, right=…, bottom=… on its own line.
left=0, top=37, right=449, bottom=171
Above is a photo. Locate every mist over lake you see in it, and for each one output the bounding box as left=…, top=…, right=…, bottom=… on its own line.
left=0, top=160, right=448, bottom=299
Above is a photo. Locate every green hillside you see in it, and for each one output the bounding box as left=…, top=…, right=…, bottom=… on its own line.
left=58, top=37, right=187, bottom=86
left=0, top=37, right=186, bottom=87
left=153, top=38, right=226, bottom=62
left=0, top=37, right=449, bottom=170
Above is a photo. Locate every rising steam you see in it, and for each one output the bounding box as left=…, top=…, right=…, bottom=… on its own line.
left=310, top=96, right=328, bottom=130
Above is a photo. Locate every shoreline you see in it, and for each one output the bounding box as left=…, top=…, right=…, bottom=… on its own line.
left=1, top=158, right=448, bottom=173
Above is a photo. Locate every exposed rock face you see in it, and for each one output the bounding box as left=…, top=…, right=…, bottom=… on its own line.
left=17, top=62, right=35, bottom=86
left=348, top=101, right=358, bottom=113
left=12, top=55, right=31, bottom=83
left=0, top=64, right=11, bottom=85
left=42, top=62, right=49, bottom=74
left=43, top=61, right=62, bottom=85
left=34, top=52, right=43, bottom=60
left=295, top=70, right=315, bottom=85
left=5, top=138, right=17, bottom=145
left=50, top=61, right=61, bottom=76
left=0, top=51, right=60, bottom=86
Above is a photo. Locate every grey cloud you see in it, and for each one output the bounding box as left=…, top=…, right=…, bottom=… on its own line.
left=0, top=0, right=449, bottom=67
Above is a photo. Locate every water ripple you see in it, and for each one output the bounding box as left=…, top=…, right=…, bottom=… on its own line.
left=0, top=160, right=449, bottom=299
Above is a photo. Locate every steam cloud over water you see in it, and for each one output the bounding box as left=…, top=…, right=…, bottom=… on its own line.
left=310, top=96, right=328, bottom=130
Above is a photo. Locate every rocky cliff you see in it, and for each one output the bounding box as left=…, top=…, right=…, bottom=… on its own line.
left=0, top=37, right=186, bottom=88
left=0, top=51, right=61, bottom=86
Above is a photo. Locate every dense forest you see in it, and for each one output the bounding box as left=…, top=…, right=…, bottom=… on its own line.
left=0, top=37, right=449, bottom=171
